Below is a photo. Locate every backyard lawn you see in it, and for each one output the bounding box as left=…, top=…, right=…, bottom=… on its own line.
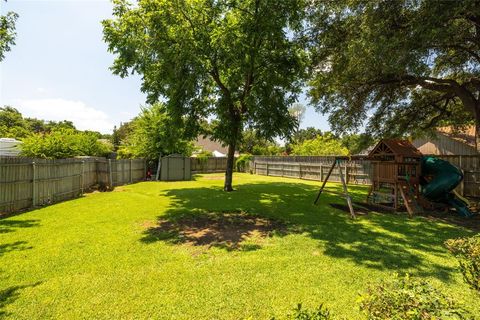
left=0, top=173, right=478, bottom=319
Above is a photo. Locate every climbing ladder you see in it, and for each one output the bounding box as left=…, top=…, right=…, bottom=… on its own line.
left=398, top=182, right=423, bottom=217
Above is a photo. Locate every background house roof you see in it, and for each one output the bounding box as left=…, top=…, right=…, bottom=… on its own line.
left=195, top=136, right=229, bottom=154
left=437, top=126, right=475, bottom=148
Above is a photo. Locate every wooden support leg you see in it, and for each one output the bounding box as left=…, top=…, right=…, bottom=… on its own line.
left=367, top=184, right=374, bottom=203
left=314, top=160, right=337, bottom=205
left=338, top=161, right=356, bottom=219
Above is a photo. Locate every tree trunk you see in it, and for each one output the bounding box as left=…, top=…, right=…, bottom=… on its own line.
left=476, top=108, right=480, bottom=154
left=224, top=141, right=236, bottom=192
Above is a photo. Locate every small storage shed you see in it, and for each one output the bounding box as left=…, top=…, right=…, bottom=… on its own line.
left=368, top=139, right=423, bottom=215
left=159, top=154, right=191, bottom=181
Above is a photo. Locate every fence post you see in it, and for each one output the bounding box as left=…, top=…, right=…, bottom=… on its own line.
left=130, top=159, right=133, bottom=183
left=167, top=157, right=170, bottom=181
left=460, top=169, right=465, bottom=197
left=320, top=164, right=323, bottom=181
left=32, top=161, right=36, bottom=207
left=81, top=161, right=85, bottom=195
left=108, top=159, right=113, bottom=188
left=345, top=162, right=349, bottom=184
left=266, top=162, right=269, bottom=176
left=299, top=163, right=302, bottom=179
left=144, top=159, right=147, bottom=181
left=459, top=156, right=464, bottom=196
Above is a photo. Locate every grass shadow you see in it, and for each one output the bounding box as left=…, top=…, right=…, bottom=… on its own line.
left=0, top=241, right=32, bottom=257
left=142, top=180, right=471, bottom=281
left=0, top=219, right=40, bottom=234
left=0, top=282, right=42, bottom=317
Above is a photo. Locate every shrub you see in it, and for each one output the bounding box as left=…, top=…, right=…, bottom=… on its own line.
left=358, top=274, right=472, bottom=320
left=235, top=154, right=253, bottom=172
left=119, top=103, right=194, bottom=160
left=20, top=129, right=113, bottom=159
left=445, top=235, right=480, bottom=292
left=272, top=304, right=332, bottom=320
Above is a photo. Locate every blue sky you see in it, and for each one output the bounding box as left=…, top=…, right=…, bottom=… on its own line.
left=0, top=0, right=331, bottom=134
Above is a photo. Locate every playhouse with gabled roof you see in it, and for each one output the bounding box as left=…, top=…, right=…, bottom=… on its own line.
left=367, top=139, right=423, bottom=215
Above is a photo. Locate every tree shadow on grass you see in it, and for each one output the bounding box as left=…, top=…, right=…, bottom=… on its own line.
left=0, top=282, right=42, bottom=317
left=142, top=180, right=471, bottom=281
left=0, top=241, right=32, bottom=257
left=0, top=219, right=40, bottom=234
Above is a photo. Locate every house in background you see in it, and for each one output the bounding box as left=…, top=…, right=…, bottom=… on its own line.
left=0, top=138, right=23, bottom=157
left=193, top=136, right=239, bottom=157
left=412, top=126, right=478, bottom=155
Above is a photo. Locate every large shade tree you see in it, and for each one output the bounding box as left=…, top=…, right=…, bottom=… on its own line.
left=308, top=0, right=480, bottom=150
left=103, top=0, right=306, bottom=191
left=0, top=1, right=18, bottom=61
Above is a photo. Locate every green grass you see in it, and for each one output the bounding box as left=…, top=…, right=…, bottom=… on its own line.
left=0, top=173, right=478, bottom=319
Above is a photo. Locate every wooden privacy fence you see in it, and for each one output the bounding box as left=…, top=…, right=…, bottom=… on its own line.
left=435, top=155, right=480, bottom=197
left=252, top=155, right=480, bottom=198
left=253, top=156, right=372, bottom=185
left=191, top=157, right=228, bottom=173
left=0, top=157, right=146, bottom=213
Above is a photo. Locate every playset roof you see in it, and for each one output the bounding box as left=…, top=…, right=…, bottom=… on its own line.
left=368, top=139, right=423, bottom=158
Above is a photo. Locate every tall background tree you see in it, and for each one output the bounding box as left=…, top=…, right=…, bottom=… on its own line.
left=117, top=103, right=193, bottom=160
left=308, top=0, right=480, bottom=151
left=0, top=1, right=18, bottom=61
left=103, top=0, right=306, bottom=191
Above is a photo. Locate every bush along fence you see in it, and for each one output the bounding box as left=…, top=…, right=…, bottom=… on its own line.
left=251, top=155, right=480, bottom=197
left=0, top=157, right=146, bottom=214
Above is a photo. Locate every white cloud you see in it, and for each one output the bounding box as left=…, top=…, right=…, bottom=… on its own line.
left=15, top=98, right=114, bottom=134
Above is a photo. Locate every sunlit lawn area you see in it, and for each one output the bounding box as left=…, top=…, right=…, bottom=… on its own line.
left=0, top=173, right=478, bottom=319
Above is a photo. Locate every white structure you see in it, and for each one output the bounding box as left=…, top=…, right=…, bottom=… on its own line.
left=212, top=150, right=226, bottom=157
left=0, top=138, right=23, bottom=157
left=193, top=135, right=239, bottom=157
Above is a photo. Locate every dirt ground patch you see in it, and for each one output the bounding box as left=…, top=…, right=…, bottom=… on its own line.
left=145, top=211, right=286, bottom=250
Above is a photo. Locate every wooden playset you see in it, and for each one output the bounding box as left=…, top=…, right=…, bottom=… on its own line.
left=314, top=139, right=439, bottom=218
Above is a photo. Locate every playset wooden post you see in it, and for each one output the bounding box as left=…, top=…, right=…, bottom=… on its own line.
left=314, top=158, right=356, bottom=219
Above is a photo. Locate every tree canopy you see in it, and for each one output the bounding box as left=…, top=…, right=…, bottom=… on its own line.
left=308, top=0, right=480, bottom=150
left=291, top=133, right=348, bottom=156
left=117, top=103, right=194, bottom=160
left=237, top=129, right=283, bottom=155
left=103, top=0, right=307, bottom=190
left=0, top=1, right=17, bottom=61
left=0, top=106, right=77, bottom=139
